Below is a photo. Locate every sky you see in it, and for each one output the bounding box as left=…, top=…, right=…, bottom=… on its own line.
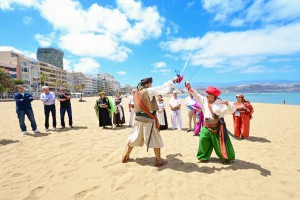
left=1, top=0, right=300, bottom=87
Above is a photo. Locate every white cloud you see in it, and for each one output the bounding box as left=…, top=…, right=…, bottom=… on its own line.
left=202, top=0, right=300, bottom=27
left=34, top=32, right=56, bottom=47
left=0, top=0, right=39, bottom=10
left=239, top=65, right=273, bottom=74
left=2, top=0, right=164, bottom=62
left=117, top=71, right=127, bottom=75
left=151, top=68, right=171, bottom=75
left=202, top=0, right=246, bottom=22
left=264, top=0, right=300, bottom=22
left=186, top=1, right=196, bottom=9
left=0, top=46, right=22, bottom=52
left=120, top=6, right=164, bottom=44
left=160, top=37, right=204, bottom=52
left=73, top=58, right=100, bottom=74
left=59, top=33, right=131, bottom=62
left=23, top=16, right=33, bottom=25
left=153, top=61, right=166, bottom=68
left=161, top=22, right=300, bottom=74
left=230, top=18, right=244, bottom=27
left=0, top=46, right=36, bottom=59
left=63, top=58, right=73, bottom=71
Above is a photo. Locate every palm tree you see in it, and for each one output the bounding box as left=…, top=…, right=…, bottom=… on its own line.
left=79, top=83, right=86, bottom=100
left=74, top=83, right=86, bottom=101
left=0, top=69, right=14, bottom=93
left=54, top=80, right=63, bottom=93
left=64, top=82, right=71, bottom=93
left=39, top=73, right=49, bottom=90
left=14, top=79, right=25, bottom=85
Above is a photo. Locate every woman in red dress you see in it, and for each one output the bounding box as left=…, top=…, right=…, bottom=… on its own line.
left=233, top=94, right=254, bottom=139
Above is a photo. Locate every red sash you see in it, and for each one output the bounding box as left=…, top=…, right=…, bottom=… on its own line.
left=134, top=93, right=160, bottom=129
left=208, top=103, right=228, bottom=160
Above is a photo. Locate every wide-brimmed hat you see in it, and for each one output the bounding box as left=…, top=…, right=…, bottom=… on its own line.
left=99, top=91, right=106, bottom=95
left=206, top=86, right=221, bottom=97
left=140, top=77, right=153, bottom=84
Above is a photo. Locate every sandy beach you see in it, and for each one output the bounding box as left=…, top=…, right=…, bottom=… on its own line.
left=1, top=96, right=300, bottom=200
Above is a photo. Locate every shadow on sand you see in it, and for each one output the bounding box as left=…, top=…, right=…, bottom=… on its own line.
left=0, top=139, right=19, bottom=146
left=54, top=126, right=88, bottom=133
left=26, top=133, right=50, bottom=137
left=134, top=153, right=271, bottom=177
left=227, top=129, right=271, bottom=143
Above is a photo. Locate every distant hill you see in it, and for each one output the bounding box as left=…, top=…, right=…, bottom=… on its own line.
left=180, top=79, right=300, bottom=88
left=176, top=79, right=300, bottom=93
left=220, top=83, right=300, bottom=93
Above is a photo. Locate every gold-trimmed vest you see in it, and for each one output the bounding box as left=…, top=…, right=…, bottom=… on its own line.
left=134, top=88, right=159, bottom=113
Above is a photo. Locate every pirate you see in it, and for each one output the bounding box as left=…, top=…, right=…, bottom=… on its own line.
left=122, top=76, right=179, bottom=167
left=185, top=83, right=236, bottom=163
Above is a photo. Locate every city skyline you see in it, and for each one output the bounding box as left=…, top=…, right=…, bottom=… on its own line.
left=1, top=0, right=300, bottom=87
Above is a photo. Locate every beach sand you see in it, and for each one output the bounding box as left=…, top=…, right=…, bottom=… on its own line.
left=1, top=96, right=300, bottom=200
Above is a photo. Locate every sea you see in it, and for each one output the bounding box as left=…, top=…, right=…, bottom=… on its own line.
left=179, top=93, right=300, bottom=105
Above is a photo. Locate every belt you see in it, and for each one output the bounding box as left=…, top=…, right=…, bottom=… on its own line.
left=136, top=111, right=156, bottom=119
left=204, top=118, right=219, bottom=133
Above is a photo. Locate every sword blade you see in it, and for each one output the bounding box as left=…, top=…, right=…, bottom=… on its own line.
left=180, top=50, right=192, bottom=75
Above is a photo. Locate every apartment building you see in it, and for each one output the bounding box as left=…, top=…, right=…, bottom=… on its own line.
left=84, top=76, right=98, bottom=95
left=97, top=73, right=120, bottom=93
left=0, top=62, right=17, bottom=78
left=39, top=62, right=67, bottom=91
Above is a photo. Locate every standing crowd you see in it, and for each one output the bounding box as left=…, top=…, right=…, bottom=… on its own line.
left=14, top=85, right=73, bottom=135
left=14, top=78, right=254, bottom=167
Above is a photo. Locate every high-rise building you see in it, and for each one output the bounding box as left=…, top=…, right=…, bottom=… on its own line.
left=37, top=48, right=64, bottom=69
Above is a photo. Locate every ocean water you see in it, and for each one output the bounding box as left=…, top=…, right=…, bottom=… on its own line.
left=179, top=93, right=300, bottom=105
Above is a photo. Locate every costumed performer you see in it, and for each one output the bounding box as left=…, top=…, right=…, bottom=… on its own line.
left=233, top=94, right=254, bottom=139
left=122, top=76, right=179, bottom=167
left=156, top=95, right=168, bottom=130
left=185, top=82, right=236, bottom=162
left=191, top=102, right=204, bottom=136
left=94, top=91, right=115, bottom=128
left=113, top=91, right=125, bottom=127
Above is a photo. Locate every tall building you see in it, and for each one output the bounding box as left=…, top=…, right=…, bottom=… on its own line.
left=37, top=48, right=64, bottom=69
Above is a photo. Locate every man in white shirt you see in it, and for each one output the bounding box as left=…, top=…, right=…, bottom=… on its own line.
left=185, top=93, right=196, bottom=132
left=169, top=91, right=182, bottom=130
left=40, top=86, right=56, bottom=132
left=128, top=89, right=136, bottom=127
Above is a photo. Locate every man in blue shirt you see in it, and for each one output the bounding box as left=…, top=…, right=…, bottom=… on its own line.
left=13, top=85, right=40, bottom=135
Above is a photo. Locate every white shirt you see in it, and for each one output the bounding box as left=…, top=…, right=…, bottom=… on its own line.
left=185, top=96, right=196, bottom=111
left=169, top=97, right=181, bottom=108
left=157, top=100, right=166, bottom=111
left=40, top=92, right=56, bottom=105
left=191, top=90, right=236, bottom=119
left=147, top=80, right=175, bottom=101
left=129, top=95, right=134, bottom=105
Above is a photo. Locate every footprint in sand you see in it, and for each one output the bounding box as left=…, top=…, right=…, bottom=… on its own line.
left=23, top=186, right=44, bottom=200
left=72, top=186, right=100, bottom=199
left=11, top=173, right=23, bottom=177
